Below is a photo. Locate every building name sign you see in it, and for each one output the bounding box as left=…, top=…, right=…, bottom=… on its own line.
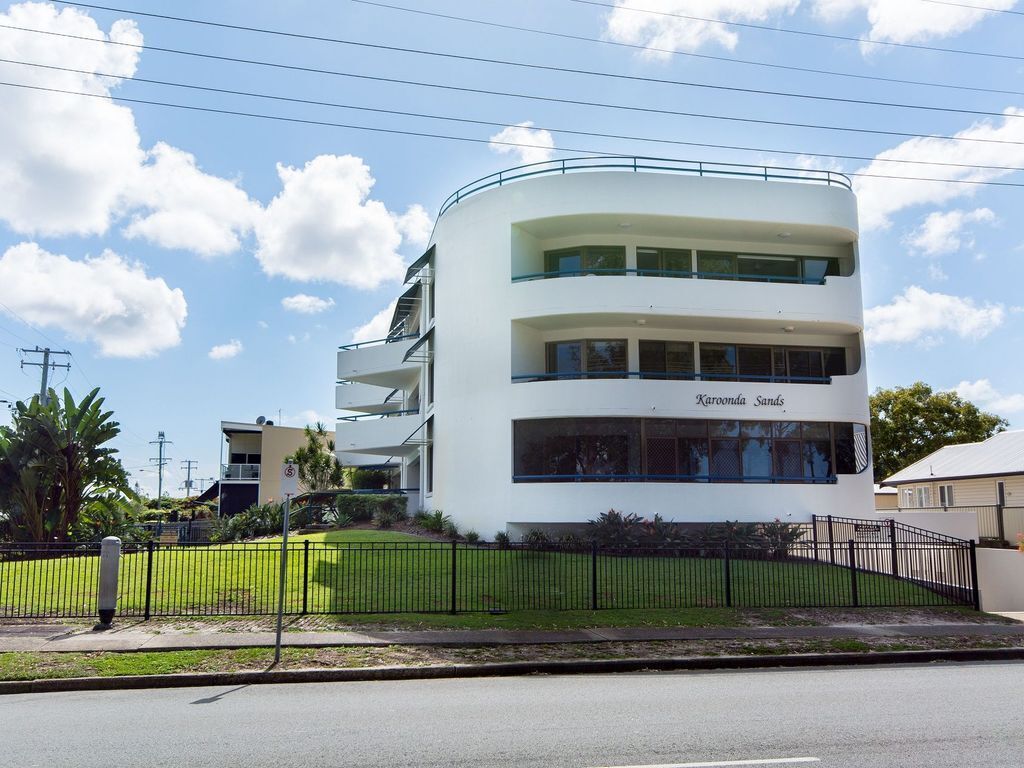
left=695, top=394, right=785, bottom=408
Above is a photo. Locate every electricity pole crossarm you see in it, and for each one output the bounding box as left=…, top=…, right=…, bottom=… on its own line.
left=149, top=431, right=173, bottom=511
left=19, top=347, right=71, bottom=406
left=180, top=459, right=198, bottom=497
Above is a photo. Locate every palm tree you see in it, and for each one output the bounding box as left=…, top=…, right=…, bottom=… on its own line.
left=288, top=422, right=345, bottom=493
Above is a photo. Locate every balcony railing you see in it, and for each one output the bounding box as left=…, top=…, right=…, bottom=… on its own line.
left=338, top=408, right=421, bottom=423
left=512, top=371, right=832, bottom=384
left=338, top=333, right=418, bottom=351
left=438, top=155, right=853, bottom=218
left=511, top=268, right=829, bottom=284
left=222, top=463, right=260, bottom=480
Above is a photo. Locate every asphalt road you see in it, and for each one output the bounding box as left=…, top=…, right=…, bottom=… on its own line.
left=4, top=662, right=1022, bottom=767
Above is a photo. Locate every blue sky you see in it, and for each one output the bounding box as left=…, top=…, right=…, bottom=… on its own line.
left=1, top=0, right=1022, bottom=497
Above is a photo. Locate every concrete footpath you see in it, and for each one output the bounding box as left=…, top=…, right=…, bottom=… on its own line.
left=3, top=621, right=1024, bottom=653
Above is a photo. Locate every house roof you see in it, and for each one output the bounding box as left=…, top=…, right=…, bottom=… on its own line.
left=873, top=484, right=897, bottom=495
left=881, top=430, right=1024, bottom=485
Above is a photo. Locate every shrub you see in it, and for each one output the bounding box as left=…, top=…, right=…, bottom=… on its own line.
left=639, top=514, right=685, bottom=545
left=442, top=519, right=460, bottom=539
left=760, top=519, right=804, bottom=558
left=464, top=529, right=480, bottom=544
left=348, top=468, right=391, bottom=490
left=587, top=509, right=644, bottom=547
left=558, top=532, right=586, bottom=550
left=522, top=528, right=550, bottom=548
left=417, top=509, right=450, bottom=533
left=333, top=494, right=407, bottom=523
left=373, top=506, right=404, bottom=529
left=212, top=502, right=286, bottom=542
left=494, top=530, right=510, bottom=549
left=689, top=521, right=767, bottom=555
left=329, top=510, right=353, bottom=529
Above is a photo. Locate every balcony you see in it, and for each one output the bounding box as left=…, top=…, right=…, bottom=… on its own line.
left=222, top=463, right=260, bottom=481
left=334, top=412, right=426, bottom=458
left=337, top=334, right=421, bottom=389
left=509, top=273, right=863, bottom=333
left=336, top=381, right=404, bottom=414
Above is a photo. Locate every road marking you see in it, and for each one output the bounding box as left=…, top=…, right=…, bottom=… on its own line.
left=589, top=758, right=820, bottom=768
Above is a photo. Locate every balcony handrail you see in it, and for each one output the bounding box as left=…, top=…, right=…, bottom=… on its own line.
left=338, top=408, right=421, bottom=422
left=511, top=267, right=830, bottom=284
left=511, top=371, right=833, bottom=384
left=512, top=473, right=837, bottom=484
left=221, top=463, right=261, bottom=480
left=438, top=155, right=852, bottom=219
left=338, top=333, right=419, bottom=351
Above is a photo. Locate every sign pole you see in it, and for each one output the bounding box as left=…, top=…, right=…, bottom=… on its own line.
left=274, top=462, right=300, bottom=665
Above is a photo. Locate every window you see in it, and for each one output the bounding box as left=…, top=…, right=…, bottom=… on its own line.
left=700, top=344, right=736, bottom=381
left=546, top=339, right=627, bottom=379
left=939, top=484, right=954, bottom=507
left=915, top=486, right=932, bottom=508
left=637, top=248, right=691, bottom=277
left=544, top=246, right=626, bottom=276
left=639, top=340, right=695, bottom=379
left=514, top=418, right=867, bottom=482
left=696, top=251, right=842, bottom=284
left=737, top=346, right=773, bottom=381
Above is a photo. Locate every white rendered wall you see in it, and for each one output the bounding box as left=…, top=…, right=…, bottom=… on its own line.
left=424, top=171, right=873, bottom=536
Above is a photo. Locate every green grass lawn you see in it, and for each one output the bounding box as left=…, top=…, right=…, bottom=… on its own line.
left=0, top=529, right=961, bottom=619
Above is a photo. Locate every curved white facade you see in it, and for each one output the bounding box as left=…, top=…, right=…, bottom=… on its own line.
left=337, top=164, right=874, bottom=537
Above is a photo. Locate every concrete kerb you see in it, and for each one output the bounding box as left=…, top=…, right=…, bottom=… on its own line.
left=3, top=648, right=1024, bottom=696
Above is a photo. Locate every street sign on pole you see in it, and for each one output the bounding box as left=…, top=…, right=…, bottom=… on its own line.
left=274, top=462, right=299, bottom=664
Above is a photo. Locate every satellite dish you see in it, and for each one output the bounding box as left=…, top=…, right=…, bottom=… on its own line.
left=256, top=416, right=266, bottom=425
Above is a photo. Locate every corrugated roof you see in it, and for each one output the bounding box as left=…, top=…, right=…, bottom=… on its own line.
left=882, top=430, right=1024, bottom=485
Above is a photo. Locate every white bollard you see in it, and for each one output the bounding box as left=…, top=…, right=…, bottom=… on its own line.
left=96, top=536, right=122, bottom=629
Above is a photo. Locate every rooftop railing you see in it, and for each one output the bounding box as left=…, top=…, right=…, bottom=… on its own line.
left=438, top=155, right=853, bottom=219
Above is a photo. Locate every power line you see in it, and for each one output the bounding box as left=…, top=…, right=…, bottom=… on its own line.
left=919, top=0, right=1024, bottom=16
left=7, top=57, right=1024, bottom=176
left=5, top=27, right=1024, bottom=151
left=570, top=0, right=1024, bottom=62
left=6, top=79, right=1024, bottom=189
left=353, top=0, right=1024, bottom=100
left=17, top=13, right=1024, bottom=123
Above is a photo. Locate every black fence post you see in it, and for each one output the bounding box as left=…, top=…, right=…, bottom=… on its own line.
left=450, top=539, right=457, bottom=615
left=723, top=543, right=732, bottom=608
left=302, top=540, right=310, bottom=615
left=996, top=504, right=1006, bottom=545
left=811, top=514, right=819, bottom=562
left=144, top=540, right=155, bottom=620
left=590, top=541, right=599, bottom=611
left=827, top=515, right=836, bottom=565
left=889, top=518, right=900, bottom=579
left=969, top=540, right=981, bottom=611
left=848, top=539, right=859, bottom=607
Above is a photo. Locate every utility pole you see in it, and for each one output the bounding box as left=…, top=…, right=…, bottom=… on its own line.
left=180, top=459, right=198, bottom=497
left=19, top=347, right=71, bottom=406
left=149, top=432, right=172, bottom=511
left=195, top=476, right=216, bottom=493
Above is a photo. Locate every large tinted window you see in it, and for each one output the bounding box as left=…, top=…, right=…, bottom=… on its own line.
left=738, top=255, right=799, bottom=281
left=700, top=344, right=736, bottom=380
left=639, top=340, right=695, bottom=379
left=544, top=246, right=626, bottom=276
left=513, top=418, right=868, bottom=482
left=638, top=248, right=691, bottom=277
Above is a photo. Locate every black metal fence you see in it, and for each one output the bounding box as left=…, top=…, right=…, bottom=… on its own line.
left=0, top=518, right=978, bottom=620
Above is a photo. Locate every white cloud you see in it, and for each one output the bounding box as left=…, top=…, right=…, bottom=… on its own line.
left=854, top=109, right=1024, bottom=231
left=394, top=204, right=433, bottom=248
left=121, top=143, right=259, bottom=257
left=812, top=0, right=1016, bottom=46
left=254, top=155, right=411, bottom=289
left=257, top=320, right=269, bottom=329
left=0, top=3, right=259, bottom=254
left=351, top=300, right=398, bottom=344
left=0, top=242, right=186, bottom=357
left=602, top=1, right=799, bottom=57
left=954, top=379, right=1024, bottom=414
left=864, top=286, right=1005, bottom=347
left=905, top=208, right=996, bottom=256
left=488, top=122, right=556, bottom=165
left=208, top=339, right=243, bottom=360
left=281, top=294, right=336, bottom=314
left=285, top=409, right=332, bottom=428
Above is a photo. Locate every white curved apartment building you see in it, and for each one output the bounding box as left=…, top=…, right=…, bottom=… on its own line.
left=336, top=158, right=873, bottom=537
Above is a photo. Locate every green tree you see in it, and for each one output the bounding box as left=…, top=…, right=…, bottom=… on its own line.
left=0, top=387, right=131, bottom=541
left=869, top=382, right=1007, bottom=482
left=287, top=422, right=345, bottom=493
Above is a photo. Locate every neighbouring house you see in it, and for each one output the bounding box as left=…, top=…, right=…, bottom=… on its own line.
left=200, top=420, right=342, bottom=516
left=880, top=429, right=1024, bottom=544
left=874, top=483, right=898, bottom=510
left=335, top=157, right=874, bottom=537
